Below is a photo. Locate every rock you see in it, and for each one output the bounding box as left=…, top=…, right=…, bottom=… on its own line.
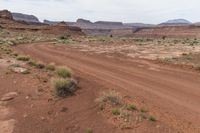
left=40, top=116, right=45, bottom=121
left=9, top=67, right=29, bottom=74
left=12, top=12, right=39, bottom=23
left=95, top=21, right=123, bottom=26
left=23, top=114, right=28, bottom=118
left=76, top=18, right=92, bottom=24
left=25, top=96, right=29, bottom=99
left=156, top=125, right=160, bottom=128
left=0, top=10, right=13, bottom=20
left=1, top=92, right=18, bottom=101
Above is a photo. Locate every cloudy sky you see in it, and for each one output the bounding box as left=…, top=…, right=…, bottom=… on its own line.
left=0, top=0, right=199, bottom=24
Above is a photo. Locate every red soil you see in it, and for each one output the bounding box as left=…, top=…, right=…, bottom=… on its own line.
left=12, top=42, right=200, bottom=133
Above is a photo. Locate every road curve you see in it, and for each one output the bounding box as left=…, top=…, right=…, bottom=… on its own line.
left=15, top=43, right=200, bottom=132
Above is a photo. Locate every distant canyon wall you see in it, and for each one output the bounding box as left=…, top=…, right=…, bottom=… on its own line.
left=132, top=25, right=200, bottom=38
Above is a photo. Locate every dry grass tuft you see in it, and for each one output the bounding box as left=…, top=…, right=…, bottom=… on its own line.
left=96, top=90, right=122, bottom=106
left=56, top=67, right=71, bottom=78
left=46, top=63, right=55, bottom=71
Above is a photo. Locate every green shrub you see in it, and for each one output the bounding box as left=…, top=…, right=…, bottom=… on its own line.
left=112, top=108, right=120, bottom=115
left=46, top=63, right=55, bottom=71
left=84, top=128, right=93, bottom=133
left=127, top=104, right=137, bottom=111
left=52, top=78, right=77, bottom=97
left=28, top=60, right=45, bottom=69
left=140, top=107, right=147, bottom=113
left=16, top=55, right=30, bottom=61
left=149, top=116, right=156, bottom=122
left=28, top=60, right=37, bottom=66
left=56, top=67, right=71, bottom=78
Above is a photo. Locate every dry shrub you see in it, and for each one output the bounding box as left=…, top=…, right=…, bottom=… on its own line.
left=52, top=78, right=77, bottom=97
left=96, top=90, right=122, bottom=106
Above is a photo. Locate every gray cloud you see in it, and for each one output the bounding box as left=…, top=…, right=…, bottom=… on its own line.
left=0, top=0, right=199, bottom=24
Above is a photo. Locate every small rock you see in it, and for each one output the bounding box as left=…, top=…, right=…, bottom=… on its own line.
left=23, top=114, right=28, bottom=118
left=1, top=92, right=18, bottom=101
left=156, top=125, right=160, bottom=128
left=10, top=67, right=28, bottom=74
left=40, top=117, right=45, bottom=121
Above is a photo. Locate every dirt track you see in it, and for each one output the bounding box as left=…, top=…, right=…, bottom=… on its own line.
left=15, top=43, right=200, bottom=132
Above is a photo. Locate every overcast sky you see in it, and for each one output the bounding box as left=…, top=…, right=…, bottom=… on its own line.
left=0, top=0, right=199, bottom=24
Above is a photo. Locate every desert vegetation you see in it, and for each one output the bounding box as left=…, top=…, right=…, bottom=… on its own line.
left=56, top=67, right=72, bottom=78
left=96, top=90, right=157, bottom=128
left=16, top=55, right=30, bottom=61
left=46, top=63, right=56, bottom=71
left=1, top=9, right=200, bottom=133
left=0, top=29, right=55, bottom=45
left=11, top=50, right=78, bottom=98
left=52, top=66, right=77, bottom=97
left=52, top=78, right=77, bottom=97
left=84, top=128, right=93, bottom=133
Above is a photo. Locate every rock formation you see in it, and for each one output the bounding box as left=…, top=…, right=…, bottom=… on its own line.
left=0, top=10, right=13, bottom=20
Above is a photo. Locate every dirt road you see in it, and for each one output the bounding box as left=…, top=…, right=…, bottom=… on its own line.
left=15, top=43, right=200, bottom=132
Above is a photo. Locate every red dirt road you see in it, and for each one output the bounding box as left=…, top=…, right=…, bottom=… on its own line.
left=15, top=43, right=200, bottom=132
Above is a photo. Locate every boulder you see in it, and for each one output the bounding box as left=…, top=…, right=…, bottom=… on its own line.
left=9, top=67, right=29, bottom=74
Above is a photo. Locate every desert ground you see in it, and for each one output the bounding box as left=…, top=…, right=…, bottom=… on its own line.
left=1, top=10, right=200, bottom=133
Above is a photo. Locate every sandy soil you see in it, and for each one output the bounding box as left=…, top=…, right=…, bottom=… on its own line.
left=65, top=40, right=200, bottom=60
left=13, top=42, right=200, bottom=133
